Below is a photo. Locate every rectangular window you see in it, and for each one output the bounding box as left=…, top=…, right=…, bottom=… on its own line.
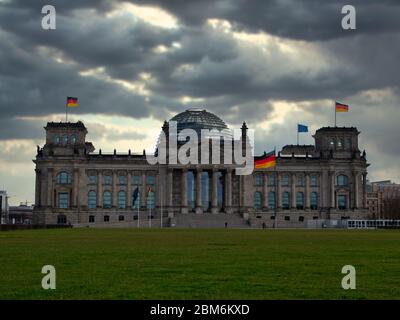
left=89, top=216, right=95, bottom=223
left=132, top=175, right=141, bottom=185
left=58, top=192, right=69, bottom=209
left=104, top=215, right=110, bottom=222
left=88, top=175, right=97, bottom=184
left=268, top=174, right=276, bottom=186
left=310, top=175, right=318, bottom=187
left=146, top=175, right=155, bottom=185
left=118, top=175, right=126, bottom=185
left=282, top=174, right=289, bottom=186
left=103, top=175, right=112, bottom=185
left=297, top=176, right=304, bottom=186
left=254, top=174, right=262, bottom=186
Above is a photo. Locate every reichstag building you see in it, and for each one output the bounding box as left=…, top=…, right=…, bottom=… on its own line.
left=33, top=109, right=369, bottom=228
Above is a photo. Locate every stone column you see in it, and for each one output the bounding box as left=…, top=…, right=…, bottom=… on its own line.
left=112, top=171, right=117, bottom=208
left=35, top=169, right=41, bottom=207
left=211, top=169, right=218, bottom=214
left=181, top=169, right=188, bottom=214
left=305, top=173, right=310, bottom=209
left=73, top=168, right=79, bottom=207
left=127, top=171, right=132, bottom=208
left=330, top=171, right=335, bottom=208
left=141, top=172, right=146, bottom=208
left=263, top=173, right=269, bottom=210
left=225, top=169, right=232, bottom=213
left=291, top=173, right=296, bottom=209
left=276, top=172, right=281, bottom=209
left=97, top=170, right=103, bottom=208
left=195, top=169, right=203, bottom=214
left=47, top=168, right=53, bottom=207
left=167, top=169, right=174, bottom=218
left=319, top=172, right=325, bottom=209
left=362, top=172, right=367, bottom=209
left=168, top=170, right=173, bottom=208
left=353, top=171, right=359, bottom=209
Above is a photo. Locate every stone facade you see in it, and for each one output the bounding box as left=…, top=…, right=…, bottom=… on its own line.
left=33, top=110, right=369, bottom=228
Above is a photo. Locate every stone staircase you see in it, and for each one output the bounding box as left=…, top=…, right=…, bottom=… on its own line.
left=172, top=212, right=249, bottom=228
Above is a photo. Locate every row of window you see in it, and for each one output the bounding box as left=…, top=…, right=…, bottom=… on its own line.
left=328, top=137, right=351, bottom=150
left=254, top=174, right=349, bottom=187
left=54, top=172, right=156, bottom=185
left=58, top=190, right=155, bottom=209
left=254, top=174, right=319, bottom=187
left=253, top=191, right=319, bottom=210
left=53, top=135, right=77, bottom=145
left=89, top=190, right=155, bottom=209
left=88, top=174, right=155, bottom=185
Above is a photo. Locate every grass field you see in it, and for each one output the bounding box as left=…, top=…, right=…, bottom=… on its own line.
left=0, top=228, right=399, bottom=299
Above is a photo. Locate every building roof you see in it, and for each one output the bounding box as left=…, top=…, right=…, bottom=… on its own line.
left=45, top=121, right=87, bottom=130
left=315, top=126, right=359, bottom=134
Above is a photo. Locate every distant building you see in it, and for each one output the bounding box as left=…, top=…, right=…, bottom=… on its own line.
left=0, top=190, right=9, bottom=224
left=33, top=109, right=370, bottom=228
left=367, top=180, right=400, bottom=218
left=9, top=203, right=34, bottom=224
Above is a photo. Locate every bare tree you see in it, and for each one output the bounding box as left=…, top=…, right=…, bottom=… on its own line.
left=382, top=197, right=400, bottom=219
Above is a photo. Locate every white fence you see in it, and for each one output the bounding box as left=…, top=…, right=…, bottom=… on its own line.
left=347, top=219, right=400, bottom=229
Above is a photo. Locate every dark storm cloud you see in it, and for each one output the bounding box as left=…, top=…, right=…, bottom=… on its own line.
left=0, top=0, right=399, bottom=184
left=134, top=0, right=400, bottom=40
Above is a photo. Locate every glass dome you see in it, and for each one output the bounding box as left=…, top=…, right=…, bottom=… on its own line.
left=169, top=109, right=231, bottom=139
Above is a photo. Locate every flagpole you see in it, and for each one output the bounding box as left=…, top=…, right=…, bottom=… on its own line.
left=137, top=191, right=140, bottom=228
left=334, top=101, right=337, bottom=127
left=274, top=146, right=277, bottom=229
left=65, top=100, right=68, bottom=122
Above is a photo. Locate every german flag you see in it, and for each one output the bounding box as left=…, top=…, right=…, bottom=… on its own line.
left=335, top=101, right=349, bottom=112
left=67, top=97, right=78, bottom=107
left=254, top=150, right=276, bottom=169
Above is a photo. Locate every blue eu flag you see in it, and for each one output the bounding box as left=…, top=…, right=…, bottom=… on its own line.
left=298, top=124, right=308, bottom=133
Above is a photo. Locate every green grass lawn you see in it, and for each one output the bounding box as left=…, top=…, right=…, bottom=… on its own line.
left=0, top=228, right=399, bottom=299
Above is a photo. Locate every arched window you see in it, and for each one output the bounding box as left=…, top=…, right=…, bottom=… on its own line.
left=296, top=192, right=304, bottom=210
left=268, top=191, right=276, bottom=209
left=282, top=174, right=290, bottom=186
left=62, top=135, right=68, bottom=144
left=282, top=192, right=290, bottom=209
left=88, top=191, right=97, bottom=209
left=253, top=191, right=262, bottom=209
left=71, top=135, right=77, bottom=144
left=54, top=136, right=60, bottom=144
left=118, top=191, right=126, bottom=209
left=103, top=191, right=112, bottom=208
left=310, top=192, right=318, bottom=210
left=254, top=174, right=262, bottom=186
left=337, top=174, right=348, bottom=186
left=56, top=171, right=71, bottom=184
left=147, top=190, right=155, bottom=209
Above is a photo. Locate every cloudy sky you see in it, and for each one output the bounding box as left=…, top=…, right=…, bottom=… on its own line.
left=0, top=0, right=399, bottom=205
